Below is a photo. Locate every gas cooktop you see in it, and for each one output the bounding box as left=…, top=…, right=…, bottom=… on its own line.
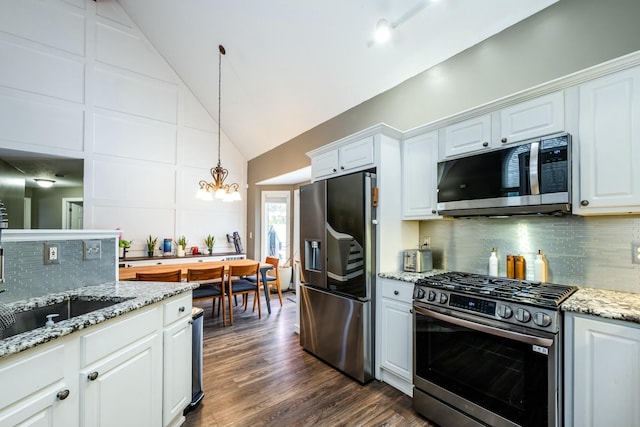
left=415, top=271, right=577, bottom=308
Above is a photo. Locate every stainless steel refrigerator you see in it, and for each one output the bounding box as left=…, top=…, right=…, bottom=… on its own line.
left=299, top=171, right=376, bottom=383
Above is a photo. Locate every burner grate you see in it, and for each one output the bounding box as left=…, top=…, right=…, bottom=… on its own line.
left=416, top=271, right=577, bottom=308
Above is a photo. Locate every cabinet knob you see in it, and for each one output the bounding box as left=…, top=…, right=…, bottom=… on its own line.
left=332, top=168, right=337, bottom=173
left=580, top=200, right=589, bottom=206
left=393, top=290, right=399, bottom=295
left=340, top=166, right=345, bottom=170
left=189, top=319, right=194, bottom=325
left=57, top=389, right=70, bottom=400
left=482, top=142, right=489, bottom=147
left=501, top=137, right=508, bottom=143
left=88, top=371, right=99, bottom=381
left=179, top=306, right=186, bottom=313
left=431, top=210, right=437, bottom=214
left=409, top=309, right=414, bottom=314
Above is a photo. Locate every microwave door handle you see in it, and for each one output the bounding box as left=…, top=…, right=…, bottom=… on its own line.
left=529, top=141, right=540, bottom=195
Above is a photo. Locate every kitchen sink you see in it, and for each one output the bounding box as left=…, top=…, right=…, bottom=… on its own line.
left=0, top=297, right=132, bottom=340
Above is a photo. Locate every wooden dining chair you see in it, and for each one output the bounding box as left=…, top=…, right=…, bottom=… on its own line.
left=135, top=270, right=182, bottom=282
left=226, top=263, right=261, bottom=325
left=250, top=256, right=283, bottom=311
left=187, top=266, right=226, bottom=325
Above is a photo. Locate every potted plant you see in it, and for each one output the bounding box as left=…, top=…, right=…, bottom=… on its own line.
left=204, top=234, right=215, bottom=255
left=146, top=235, right=158, bottom=258
left=118, top=238, right=131, bottom=259
left=176, top=235, right=187, bottom=257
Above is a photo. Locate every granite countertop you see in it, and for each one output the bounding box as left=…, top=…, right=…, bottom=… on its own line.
left=0, top=281, right=197, bottom=359
left=561, top=287, right=640, bottom=325
left=378, top=269, right=449, bottom=283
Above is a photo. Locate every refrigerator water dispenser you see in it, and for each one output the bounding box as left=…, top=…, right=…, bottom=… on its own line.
left=305, top=240, right=322, bottom=272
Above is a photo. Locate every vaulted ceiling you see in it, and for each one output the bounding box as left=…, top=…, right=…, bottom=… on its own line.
left=117, top=0, right=557, bottom=161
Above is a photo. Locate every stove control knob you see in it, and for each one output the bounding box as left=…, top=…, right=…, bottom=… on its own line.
left=415, top=288, right=425, bottom=299
left=515, top=308, right=531, bottom=323
left=427, top=290, right=436, bottom=302
left=497, top=304, right=512, bottom=319
left=534, top=312, right=552, bottom=327
left=439, top=293, right=448, bottom=304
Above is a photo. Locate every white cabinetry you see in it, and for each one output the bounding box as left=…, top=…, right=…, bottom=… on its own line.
left=378, top=278, right=414, bottom=396
left=310, top=136, right=374, bottom=180
left=442, top=92, right=564, bottom=159
left=80, top=305, right=163, bottom=427
left=402, top=130, right=440, bottom=219
left=0, top=341, right=79, bottom=427
left=574, top=66, right=640, bottom=215
left=162, top=295, right=193, bottom=427
left=565, top=313, right=640, bottom=427
left=443, top=114, right=492, bottom=158
left=498, top=91, right=564, bottom=144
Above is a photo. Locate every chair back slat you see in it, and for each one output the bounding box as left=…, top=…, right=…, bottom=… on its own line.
left=228, top=263, right=260, bottom=278
left=187, top=266, right=224, bottom=282
left=135, top=270, right=182, bottom=282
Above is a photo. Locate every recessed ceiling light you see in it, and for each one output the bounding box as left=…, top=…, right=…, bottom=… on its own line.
left=34, top=178, right=55, bottom=188
left=374, top=19, right=392, bottom=44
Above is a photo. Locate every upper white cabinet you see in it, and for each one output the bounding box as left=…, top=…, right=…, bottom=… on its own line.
left=574, top=66, right=640, bottom=215
left=565, top=313, right=640, bottom=427
left=443, top=114, right=492, bottom=158
left=498, top=91, right=564, bottom=144
left=310, top=136, right=374, bottom=180
left=402, top=130, right=440, bottom=219
left=442, top=92, right=565, bottom=159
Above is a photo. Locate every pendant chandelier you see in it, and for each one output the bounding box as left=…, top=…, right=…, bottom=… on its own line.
left=196, top=44, right=241, bottom=202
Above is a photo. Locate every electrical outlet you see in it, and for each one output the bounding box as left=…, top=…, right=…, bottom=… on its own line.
left=83, top=240, right=101, bottom=260
left=44, top=243, right=59, bottom=265
left=632, top=242, right=640, bottom=265
left=422, top=236, right=431, bottom=249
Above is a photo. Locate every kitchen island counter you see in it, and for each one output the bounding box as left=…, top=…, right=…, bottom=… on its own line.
left=0, top=281, right=197, bottom=359
left=378, top=270, right=448, bottom=283
left=561, top=287, right=640, bottom=325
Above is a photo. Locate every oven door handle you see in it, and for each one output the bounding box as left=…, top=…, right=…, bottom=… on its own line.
left=414, top=305, right=554, bottom=347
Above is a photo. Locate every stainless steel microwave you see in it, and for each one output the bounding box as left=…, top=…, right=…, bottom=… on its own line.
left=436, top=133, right=571, bottom=217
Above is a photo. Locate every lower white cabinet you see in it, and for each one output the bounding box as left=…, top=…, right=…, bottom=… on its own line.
left=378, top=278, right=414, bottom=396
left=0, top=292, right=192, bottom=427
left=80, top=306, right=163, bottom=427
left=564, top=313, right=640, bottom=427
left=0, top=340, right=80, bottom=427
left=163, top=294, right=193, bottom=427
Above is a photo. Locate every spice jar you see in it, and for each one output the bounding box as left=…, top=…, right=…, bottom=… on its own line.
left=514, top=255, right=526, bottom=279
left=506, top=255, right=515, bottom=278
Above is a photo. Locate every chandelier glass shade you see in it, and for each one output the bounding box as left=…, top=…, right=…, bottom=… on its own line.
left=196, top=44, right=241, bottom=202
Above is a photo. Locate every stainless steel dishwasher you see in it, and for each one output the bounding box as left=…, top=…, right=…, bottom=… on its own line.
left=185, top=307, right=204, bottom=413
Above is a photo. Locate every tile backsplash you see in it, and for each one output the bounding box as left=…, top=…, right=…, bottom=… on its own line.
left=419, top=214, right=640, bottom=293
left=0, top=237, right=117, bottom=303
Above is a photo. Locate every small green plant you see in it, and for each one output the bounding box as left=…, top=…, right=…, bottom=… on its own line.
left=177, top=235, right=187, bottom=249
left=146, top=235, right=158, bottom=257
left=204, top=234, right=215, bottom=254
left=118, top=239, right=131, bottom=249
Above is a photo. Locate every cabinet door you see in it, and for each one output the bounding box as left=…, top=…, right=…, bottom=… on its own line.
left=339, top=136, right=374, bottom=173
left=380, top=298, right=413, bottom=381
left=576, top=67, right=640, bottom=214
left=402, top=131, right=440, bottom=219
left=81, top=333, right=162, bottom=427
left=163, top=319, right=192, bottom=427
left=499, top=91, right=564, bottom=144
left=443, top=114, right=491, bottom=158
left=570, top=315, right=640, bottom=427
left=0, top=342, right=79, bottom=427
left=311, top=149, right=339, bottom=180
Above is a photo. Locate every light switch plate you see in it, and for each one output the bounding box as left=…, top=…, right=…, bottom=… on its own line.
left=44, top=243, right=59, bottom=265
left=83, top=240, right=101, bottom=260
left=632, top=242, right=640, bottom=265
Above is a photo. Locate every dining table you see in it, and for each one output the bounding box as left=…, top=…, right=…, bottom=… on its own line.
left=118, top=258, right=275, bottom=314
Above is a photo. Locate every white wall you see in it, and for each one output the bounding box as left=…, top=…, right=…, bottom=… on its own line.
left=0, top=0, right=246, bottom=256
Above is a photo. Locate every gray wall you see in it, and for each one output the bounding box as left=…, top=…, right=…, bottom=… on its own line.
left=0, top=238, right=117, bottom=303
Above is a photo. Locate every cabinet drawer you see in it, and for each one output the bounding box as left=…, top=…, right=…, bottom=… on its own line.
left=163, top=293, right=192, bottom=326
left=0, top=343, right=66, bottom=409
left=81, top=305, right=161, bottom=367
left=381, top=281, right=414, bottom=303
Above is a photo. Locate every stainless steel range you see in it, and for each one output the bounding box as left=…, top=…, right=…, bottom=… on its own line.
left=412, top=272, right=577, bottom=427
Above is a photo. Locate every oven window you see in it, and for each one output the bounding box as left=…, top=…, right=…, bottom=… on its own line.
left=415, top=313, right=551, bottom=426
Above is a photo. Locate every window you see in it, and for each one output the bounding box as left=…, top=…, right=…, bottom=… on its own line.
left=261, top=191, right=290, bottom=263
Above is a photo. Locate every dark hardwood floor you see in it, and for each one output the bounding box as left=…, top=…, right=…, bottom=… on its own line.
left=183, top=290, right=436, bottom=427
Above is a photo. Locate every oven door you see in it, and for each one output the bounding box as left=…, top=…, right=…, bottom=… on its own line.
left=413, top=303, right=559, bottom=427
